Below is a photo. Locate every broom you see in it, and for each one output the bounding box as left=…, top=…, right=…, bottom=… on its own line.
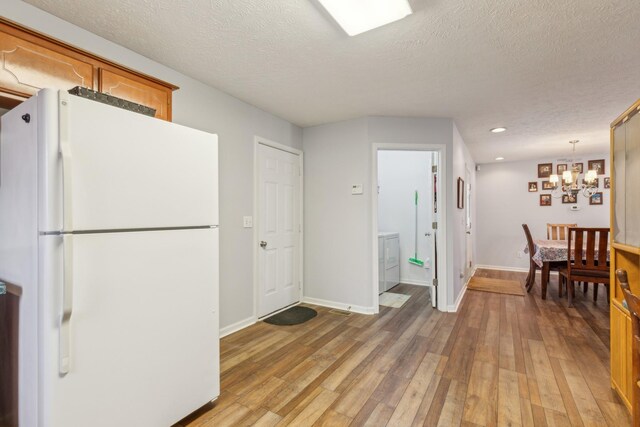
left=409, top=190, right=424, bottom=267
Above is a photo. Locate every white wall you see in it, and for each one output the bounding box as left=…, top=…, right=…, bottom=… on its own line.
left=1, top=1, right=303, bottom=330
left=303, top=116, right=475, bottom=312
left=377, top=151, right=434, bottom=285
left=476, top=154, right=610, bottom=270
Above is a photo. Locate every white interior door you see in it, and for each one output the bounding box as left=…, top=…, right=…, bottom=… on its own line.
left=257, top=143, right=301, bottom=317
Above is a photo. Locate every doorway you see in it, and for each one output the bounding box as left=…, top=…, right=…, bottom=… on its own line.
left=372, top=145, right=446, bottom=311
left=254, top=137, right=303, bottom=318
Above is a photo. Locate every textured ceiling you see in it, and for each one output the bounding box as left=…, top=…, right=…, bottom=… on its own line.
left=23, top=0, right=640, bottom=163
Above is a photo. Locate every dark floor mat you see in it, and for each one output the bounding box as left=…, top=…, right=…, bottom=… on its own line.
left=263, top=306, right=317, bottom=326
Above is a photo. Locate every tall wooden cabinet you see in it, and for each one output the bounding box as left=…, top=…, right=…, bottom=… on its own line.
left=610, top=98, right=640, bottom=413
left=0, top=17, right=177, bottom=120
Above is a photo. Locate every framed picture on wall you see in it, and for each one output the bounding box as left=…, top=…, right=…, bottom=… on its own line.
left=457, top=177, right=464, bottom=209
left=557, top=164, right=568, bottom=174
left=604, top=177, right=611, bottom=189
left=537, top=163, right=552, bottom=178
left=528, top=182, right=538, bottom=192
left=562, top=194, right=577, bottom=204
left=542, top=181, right=554, bottom=190
left=588, top=159, right=605, bottom=175
left=540, top=194, right=551, bottom=206
left=590, top=192, right=603, bottom=205
left=572, top=163, right=583, bottom=173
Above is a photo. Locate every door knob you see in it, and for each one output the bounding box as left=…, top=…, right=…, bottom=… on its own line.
left=466, top=231, right=471, bottom=235
left=260, top=241, right=267, bottom=248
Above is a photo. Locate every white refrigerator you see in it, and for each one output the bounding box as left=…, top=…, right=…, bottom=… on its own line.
left=0, top=89, right=220, bottom=427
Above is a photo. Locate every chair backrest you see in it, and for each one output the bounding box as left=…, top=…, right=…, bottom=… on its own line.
left=616, top=269, right=640, bottom=425
left=547, top=223, right=577, bottom=240
left=522, top=224, right=535, bottom=258
left=567, top=227, right=609, bottom=274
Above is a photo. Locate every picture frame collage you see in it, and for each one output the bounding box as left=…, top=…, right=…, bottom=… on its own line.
left=530, top=160, right=608, bottom=206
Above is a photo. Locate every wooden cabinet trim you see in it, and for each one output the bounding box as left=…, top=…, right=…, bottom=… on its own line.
left=612, top=98, right=640, bottom=128
left=0, top=16, right=179, bottom=91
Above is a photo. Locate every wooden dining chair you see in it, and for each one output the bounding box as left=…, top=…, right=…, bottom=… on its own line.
left=523, top=224, right=560, bottom=293
left=522, top=224, right=537, bottom=292
left=617, top=268, right=640, bottom=426
left=558, top=227, right=610, bottom=306
left=546, top=223, right=577, bottom=240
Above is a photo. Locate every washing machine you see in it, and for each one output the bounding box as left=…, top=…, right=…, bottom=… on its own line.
left=378, top=232, right=400, bottom=293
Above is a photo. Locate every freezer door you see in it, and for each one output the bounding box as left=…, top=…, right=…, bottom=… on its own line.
left=41, top=90, right=218, bottom=232
left=39, top=228, right=219, bottom=427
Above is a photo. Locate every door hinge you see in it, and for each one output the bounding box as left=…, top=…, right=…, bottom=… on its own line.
left=432, top=278, right=438, bottom=287
left=432, top=222, right=438, bottom=230
left=432, top=165, right=437, bottom=173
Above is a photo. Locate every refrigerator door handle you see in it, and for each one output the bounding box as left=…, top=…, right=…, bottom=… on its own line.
left=60, top=233, right=74, bottom=374
left=59, top=91, right=74, bottom=232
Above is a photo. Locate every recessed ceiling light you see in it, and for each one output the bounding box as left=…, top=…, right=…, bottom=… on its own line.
left=495, top=157, right=505, bottom=161
left=317, top=0, right=413, bottom=36
left=490, top=127, right=507, bottom=133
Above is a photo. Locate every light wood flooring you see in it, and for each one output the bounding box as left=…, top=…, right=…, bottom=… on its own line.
left=180, top=269, right=630, bottom=426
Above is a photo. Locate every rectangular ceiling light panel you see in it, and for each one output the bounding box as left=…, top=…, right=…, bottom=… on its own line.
left=317, top=0, right=413, bottom=36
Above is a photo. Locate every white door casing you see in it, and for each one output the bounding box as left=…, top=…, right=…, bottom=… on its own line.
left=256, top=139, right=302, bottom=318
left=371, top=144, right=447, bottom=312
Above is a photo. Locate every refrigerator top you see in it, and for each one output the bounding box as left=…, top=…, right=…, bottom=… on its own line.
left=36, top=89, right=219, bottom=233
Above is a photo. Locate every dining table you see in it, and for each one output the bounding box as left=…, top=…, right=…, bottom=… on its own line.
left=528, top=239, right=610, bottom=300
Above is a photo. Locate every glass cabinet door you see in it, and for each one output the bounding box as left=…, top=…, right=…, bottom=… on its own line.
left=626, top=112, right=640, bottom=247
left=613, top=122, right=626, bottom=243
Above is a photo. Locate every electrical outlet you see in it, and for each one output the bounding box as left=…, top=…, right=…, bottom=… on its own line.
left=243, top=216, right=253, bottom=228
left=351, top=184, right=363, bottom=195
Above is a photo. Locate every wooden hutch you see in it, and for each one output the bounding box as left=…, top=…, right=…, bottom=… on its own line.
left=610, top=98, right=640, bottom=416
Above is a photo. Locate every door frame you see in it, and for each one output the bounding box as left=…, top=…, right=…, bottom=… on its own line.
left=464, top=164, right=474, bottom=282
left=371, top=143, right=448, bottom=312
left=253, top=136, right=304, bottom=320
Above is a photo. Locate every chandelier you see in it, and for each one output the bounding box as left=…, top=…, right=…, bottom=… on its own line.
left=550, top=140, right=598, bottom=199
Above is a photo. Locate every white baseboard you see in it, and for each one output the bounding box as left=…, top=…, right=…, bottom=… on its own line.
left=302, top=297, right=376, bottom=315
left=220, top=316, right=256, bottom=338
left=447, top=283, right=467, bottom=312
left=399, top=279, right=431, bottom=287
left=475, top=264, right=529, bottom=273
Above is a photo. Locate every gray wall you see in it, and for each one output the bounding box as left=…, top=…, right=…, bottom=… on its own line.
left=1, top=0, right=303, bottom=331
left=452, top=124, right=476, bottom=307
left=476, top=154, right=610, bottom=269
left=303, top=116, right=475, bottom=311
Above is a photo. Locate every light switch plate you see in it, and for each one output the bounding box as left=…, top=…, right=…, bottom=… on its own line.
left=243, top=216, right=253, bottom=228
left=352, top=184, right=363, bottom=195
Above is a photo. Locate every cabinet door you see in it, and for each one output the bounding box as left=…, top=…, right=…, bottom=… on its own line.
left=99, top=69, right=170, bottom=120
left=0, top=31, right=93, bottom=98
left=611, top=303, right=632, bottom=409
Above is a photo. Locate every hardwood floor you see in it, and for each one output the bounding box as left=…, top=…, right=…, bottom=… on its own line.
left=181, top=269, right=630, bottom=426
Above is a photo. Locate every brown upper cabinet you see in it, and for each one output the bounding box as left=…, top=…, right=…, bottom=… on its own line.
left=0, top=18, right=177, bottom=120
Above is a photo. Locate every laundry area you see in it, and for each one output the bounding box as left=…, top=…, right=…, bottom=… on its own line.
left=377, top=150, right=437, bottom=303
